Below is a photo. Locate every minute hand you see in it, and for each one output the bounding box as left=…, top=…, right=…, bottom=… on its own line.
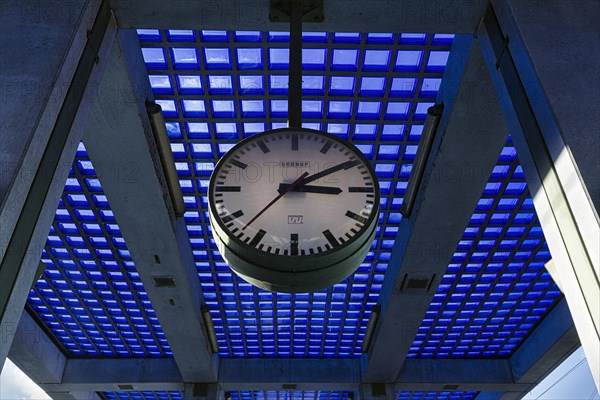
left=302, top=160, right=360, bottom=185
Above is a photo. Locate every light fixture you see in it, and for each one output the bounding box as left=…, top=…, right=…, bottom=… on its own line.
left=400, top=104, right=444, bottom=217
left=201, top=303, right=219, bottom=353
left=361, top=304, right=381, bottom=352
left=146, top=101, right=185, bottom=217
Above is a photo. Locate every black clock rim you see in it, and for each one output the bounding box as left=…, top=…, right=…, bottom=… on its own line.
left=208, top=127, right=381, bottom=264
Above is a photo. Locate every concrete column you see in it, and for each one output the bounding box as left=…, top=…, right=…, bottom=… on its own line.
left=81, top=29, right=217, bottom=381
left=479, top=0, right=599, bottom=388
left=184, top=383, right=223, bottom=400
left=0, top=0, right=115, bottom=371
left=363, top=35, right=509, bottom=382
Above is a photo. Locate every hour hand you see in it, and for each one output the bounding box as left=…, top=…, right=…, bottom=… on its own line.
left=278, top=183, right=342, bottom=195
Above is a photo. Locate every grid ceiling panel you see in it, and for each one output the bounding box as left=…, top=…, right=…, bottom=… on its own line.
left=228, top=391, right=351, bottom=400
left=138, top=29, right=453, bottom=358
left=407, top=138, right=562, bottom=359
left=102, top=392, right=183, bottom=400
left=397, top=392, right=478, bottom=400
left=26, top=143, right=172, bottom=357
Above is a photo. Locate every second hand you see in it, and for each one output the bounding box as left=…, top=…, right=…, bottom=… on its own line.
left=242, top=172, right=309, bottom=230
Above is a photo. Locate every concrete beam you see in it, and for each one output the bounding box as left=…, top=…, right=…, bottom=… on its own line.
left=43, top=358, right=184, bottom=392
left=218, top=358, right=361, bottom=391
left=0, top=0, right=116, bottom=371
left=183, top=383, right=223, bottom=400
left=81, top=29, right=217, bottom=382
left=363, top=35, right=510, bottom=382
left=509, top=299, right=579, bottom=386
left=7, top=311, right=66, bottom=384
left=35, top=357, right=530, bottom=392
left=479, top=0, right=599, bottom=388
left=109, top=0, right=488, bottom=34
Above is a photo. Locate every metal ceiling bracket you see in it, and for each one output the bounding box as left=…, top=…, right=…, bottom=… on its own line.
left=269, top=0, right=324, bottom=23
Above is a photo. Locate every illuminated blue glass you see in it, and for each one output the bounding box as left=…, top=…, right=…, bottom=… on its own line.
left=200, top=30, right=228, bottom=42
left=235, top=31, right=262, bottom=42
left=269, top=48, right=289, bottom=69
left=302, top=76, right=325, bottom=95
left=215, top=123, right=238, bottom=139
left=426, top=51, right=450, bottom=72
left=149, top=75, right=173, bottom=94
left=303, top=48, right=327, bottom=70
left=327, top=123, right=349, bottom=139
left=328, top=101, right=352, bottom=119
left=333, top=32, right=361, bottom=43
left=166, top=29, right=195, bottom=42
left=186, top=122, right=210, bottom=139
left=385, top=102, right=410, bottom=120
left=360, top=77, right=386, bottom=96
left=415, top=102, right=434, bottom=120
left=182, top=100, right=207, bottom=117
left=420, top=78, right=442, bottom=98
left=395, top=50, right=423, bottom=72
left=171, top=48, right=199, bottom=69
left=155, top=100, right=177, bottom=118
left=390, top=78, right=416, bottom=97
left=356, top=102, right=381, bottom=119
left=237, top=48, right=263, bottom=69
left=353, top=124, right=377, bottom=140
left=302, top=32, right=328, bottom=42
left=238, top=75, right=263, bottom=94
left=137, top=29, right=161, bottom=42
left=329, top=76, right=355, bottom=96
left=363, top=50, right=391, bottom=71
left=241, top=100, right=265, bottom=118
left=176, top=75, right=203, bottom=94
left=332, top=49, right=359, bottom=71
left=268, top=31, right=290, bottom=42
left=203, top=48, right=231, bottom=69
left=432, top=33, right=455, bottom=45
left=302, top=100, right=323, bottom=118
left=141, top=48, right=167, bottom=69
left=400, top=33, right=427, bottom=44
left=208, top=76, right=233, bottom=95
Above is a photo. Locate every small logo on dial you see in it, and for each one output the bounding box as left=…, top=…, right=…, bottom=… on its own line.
left=287, top=215, right=304, bottom=224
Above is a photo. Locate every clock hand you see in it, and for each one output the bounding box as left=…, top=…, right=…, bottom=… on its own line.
left=300, top=159, right=361, bottom=185
left=242, top=172, right=309, bottom=230
left=278, top=183, right=342, bottom=195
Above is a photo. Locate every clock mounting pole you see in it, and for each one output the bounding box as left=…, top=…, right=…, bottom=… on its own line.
left=288, top=0, right=303, bottom=129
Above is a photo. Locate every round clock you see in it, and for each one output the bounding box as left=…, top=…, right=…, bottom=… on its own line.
left=208, top=127, right=380, bottom=293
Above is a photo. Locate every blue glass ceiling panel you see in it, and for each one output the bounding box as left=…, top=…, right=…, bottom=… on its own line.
left=229, top=391, right=352, bottom=400
left=396, top=392, right=479, bottom=400
left=407, top=138, right=561, bottom=359
left=27, top=143, right=171, bottom=358
left=102, top=392, right=183, bottom=400
left=137, top=29, right=453, bottom=358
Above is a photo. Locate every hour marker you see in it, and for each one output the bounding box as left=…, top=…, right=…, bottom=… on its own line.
left=290, top=233, right=299, bottom=256
left=249, top=229, right=266, bottom=247
left=222, top=210, right=244, bottom=223
left=323, top=229, right=339, bottom=248
left=291, top=135, right=299, bottom=151
left=348, top=187, right=374, bottom=193
left=258, top=140, right=270, bottom=154
left=320, top=141, right=332, bottom=154
left=230, top=159, right=247, bottom=169
left=216, top=186, right=241, bottom=192
left=346, top=210, right=368, bottom=224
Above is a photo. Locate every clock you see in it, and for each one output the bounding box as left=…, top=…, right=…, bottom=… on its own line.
left=208, top=127, right=380, bottom=293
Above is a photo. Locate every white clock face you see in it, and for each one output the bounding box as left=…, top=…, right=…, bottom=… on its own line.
left=209, top=129, right=378, bottom=258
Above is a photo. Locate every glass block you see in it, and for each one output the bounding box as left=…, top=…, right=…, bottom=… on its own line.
left=176, top=75, right=203, bottom=95
left=236, top=48, right=263, bottom=69
left=238, top=75, right=264, bottom=94
left=420, top=78, right=442, bottom=98
left=203, top=48, right=231, bottom=69
left=171, top=48, right=199, bottom=69
left=137, top=29, right=161, bottom=42
left=363, top=50, right=391, bottom=71
left=186, top=122, right=210, bottom=139
left=395, top=50, right=423, bottom=72
left=241, top=100, right=265, bottom=118
left=166, top=30, right=195, bottom=42
left=269, top=48, right=289, bottom=69
left=200, top=30, right=228, bottom=42
left=211, top=100, right=236, bottom=118
left=332, top=49, right=359, bottom=71
left=327, top=101, right=352, bottom=119
left=359, top=77, right=386, bottom=97
left=426, top=51, right=450, bottom=72
left=366, top=33, right=394, bottom=44
left=400, top=33, right=427, bottom=44
left=148, top=75, right=173, bottom=94
left=390, top=77, right=416, bottom=97
left=381, top=124, right=405, bottom=141
left=303, top=48, right=327, bottom=70
left=385, top=102, right=410, bottom=120
left=234, top=31, right=262, bottom=42
left=356, top=101, right=381, bottom=119
left=329, top=76, right=355, bottom=96
left=181, top=100, right=207, bottom=118
left=208, top=75, right=233, bottom=95
left=141, top=48, right=167, bottom=69
left=155, top=100, right=178, bottom=118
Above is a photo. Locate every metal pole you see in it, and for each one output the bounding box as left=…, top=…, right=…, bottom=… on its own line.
left=288, top=0, right=303, bottom=128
